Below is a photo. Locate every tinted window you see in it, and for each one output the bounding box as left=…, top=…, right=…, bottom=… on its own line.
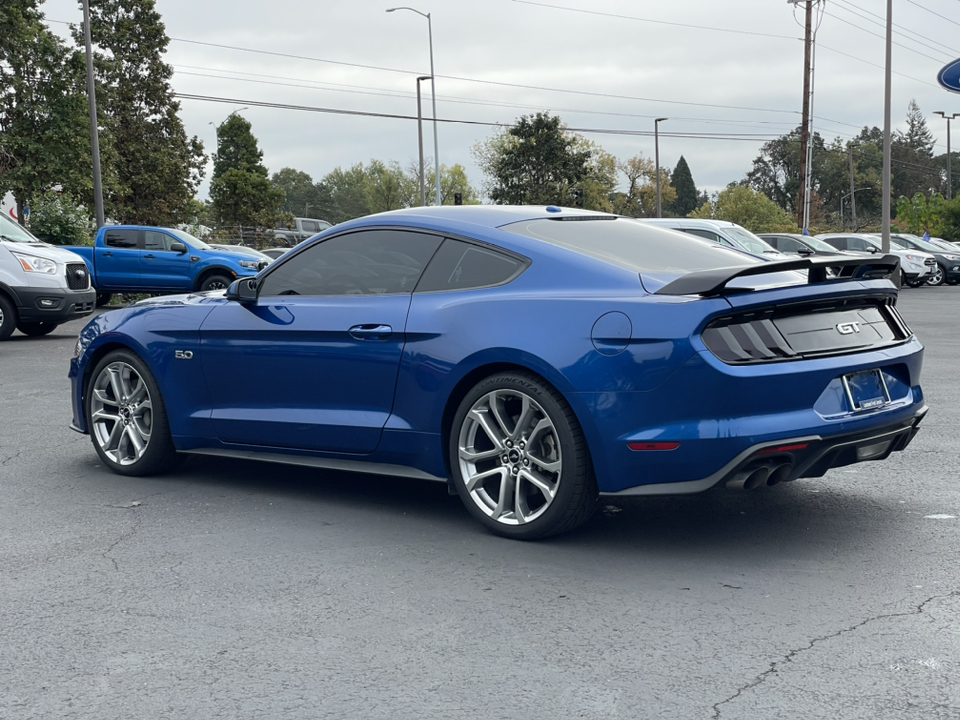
left=144, top=231, right=174, bottom=251
left=775, top=237, right=804, bottom=253
left=259, top=229, right=442, bottom=297
left=301, top=220, right=320, bottom=233
left=682, top=228, right=721, bottom=243
left=104, top=229, right=139, bottom=249
left=505, top=218, right=759, bottom=274
left=416, top=239, right=527, bottom=292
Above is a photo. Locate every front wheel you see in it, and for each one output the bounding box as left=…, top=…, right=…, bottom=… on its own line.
left=16, top=321, right=57, bottom=336
left=926, top=263, right=946, bottom=286
left=450, top=372, right=598, bottom=540
left=86, top=350, right=180, bottom=476
left=95, top=292, right=113, bottom=308
left=0, top=294, right=17, bottom=340
left=199, top=274, right=232, bottom=292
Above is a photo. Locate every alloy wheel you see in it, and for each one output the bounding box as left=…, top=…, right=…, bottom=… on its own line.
left=457, top=388, right=562, bottom=526
left=927, top=265, right=945, bottom=286
left=89, top=361, right=153, bottom=465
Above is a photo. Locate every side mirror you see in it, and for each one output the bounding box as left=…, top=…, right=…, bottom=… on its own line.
left=171, top=242, right=187, bottom=254
left=867, top=246, right=878, bottom=254
left=226, top=277, right=258, bottom=304
left=797, top=247, right=813, bottom=256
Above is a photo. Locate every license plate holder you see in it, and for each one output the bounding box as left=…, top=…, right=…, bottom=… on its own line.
left=842, top=369, right=890, bottom=412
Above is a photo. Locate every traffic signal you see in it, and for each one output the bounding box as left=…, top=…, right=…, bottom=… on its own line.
left=454, top=193, right=463, bottom=205
left=573, top=189, right=584, bottom=208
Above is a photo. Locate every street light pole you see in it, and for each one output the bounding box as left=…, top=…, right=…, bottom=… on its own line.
left=934, top=111, right=959, bottom=199
left=388, top=7, right=441, bottom=206
left=654, top=117, right=668, bottom=218
left=81, top=0, right=104, bottom=228
left=416, top=76, right=431, bottom=206
left=881, top=0, right=892, bottom=254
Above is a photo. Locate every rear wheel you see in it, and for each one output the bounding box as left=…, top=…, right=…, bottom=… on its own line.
left=450, top=372, right=597, bottom=540
left=926, top=263, right=946, bottom=286
left=0, top=294, right=16, bottom=340
left=86, top=350, right=180, bottom=476
left=16, top=321, right=57, bottom=336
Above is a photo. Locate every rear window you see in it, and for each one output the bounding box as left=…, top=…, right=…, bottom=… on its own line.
left=503, top=218, right=760, bottom=274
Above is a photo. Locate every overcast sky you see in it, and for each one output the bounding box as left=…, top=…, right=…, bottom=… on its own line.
left=39, top=0, right=960, bottom=204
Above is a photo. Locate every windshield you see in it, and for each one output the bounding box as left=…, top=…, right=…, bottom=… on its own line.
left=724, top=226, right=780, bottom=254
left=801, top=236, right=838, bottom=252
left=167, top=227, right=211, bottom=250
left=0, top=213, right=43, bottom=243
left=504, top=217, right=760, bottom=274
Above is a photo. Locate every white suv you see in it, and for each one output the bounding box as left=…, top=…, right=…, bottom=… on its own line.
left=636, top=218, right=785, bottom=258
left=816, top=233, right=935, bottom=287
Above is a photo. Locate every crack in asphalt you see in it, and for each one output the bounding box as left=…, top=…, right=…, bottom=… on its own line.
left=101, top=507, right=145, bottom=572
left=711, top=590, right=960, bottom=719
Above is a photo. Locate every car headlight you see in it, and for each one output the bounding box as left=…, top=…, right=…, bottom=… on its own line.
left=237, top=260, right=260, bottom=270
left=905, top=254, right=924, bottom=262
left=12, top=252, right=58, bottom=274
left=943, top=254, right=960, bottom=261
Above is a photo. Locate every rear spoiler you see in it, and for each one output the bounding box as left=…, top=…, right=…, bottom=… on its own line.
left=653, top=254, right=901, bottom=297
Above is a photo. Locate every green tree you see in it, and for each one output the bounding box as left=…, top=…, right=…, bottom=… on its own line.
left=895, top=192, right=945, bottom=236
left=29, top=190, right=94, bottom=245
left=690, top=185, right=795, bottom=232
left=209, top=114, right=282, bottom=229
left=891, top=100, right=938, bottom=202
left=668, top=156, right=698, bottom=216
left=0, top=0, right=91, bottom=218
left=77, top=0, right=205, bottom=225
left=272, top=167, right=321, bottom=217
left=474, top=112, right=592, bottom=205
left=320, top=164, right=372, bottom=224
left=611, top=154, right=675, bottom=217
left=367, top=159, right=414, bottom=212
left=424, top=163, right=482, bottom=206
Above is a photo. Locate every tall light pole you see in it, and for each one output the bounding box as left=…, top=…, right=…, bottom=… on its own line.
left=881, top=0, right=892, bottom=254
left=416, top=76, right=431, bottom=206
left=934, top=111, right=959, bottom=199
left=654, top=118, right=668, bottom=218
left=387, top=7, right=441, bottom=206
left=81, top=0, right=104, bottom=228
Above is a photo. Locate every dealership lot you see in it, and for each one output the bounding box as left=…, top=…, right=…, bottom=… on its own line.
left=1, top=288, right=958, bottom=719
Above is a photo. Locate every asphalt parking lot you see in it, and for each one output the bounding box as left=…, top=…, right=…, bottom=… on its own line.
left=1, top=287, right=958, bottom=720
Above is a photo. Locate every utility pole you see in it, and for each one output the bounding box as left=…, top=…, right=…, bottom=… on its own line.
left=796, top=0, right=813, bottom=231
left=848, top=146, right=857, bottom=230
left=81, top=0, right=105, bottom=228
left=933, top=111, right=958, bottom=199
left=881, top=0, right=892, bottom=255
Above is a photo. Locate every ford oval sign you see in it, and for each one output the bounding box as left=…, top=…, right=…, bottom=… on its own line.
left=938, top=58, right=960, bottom=93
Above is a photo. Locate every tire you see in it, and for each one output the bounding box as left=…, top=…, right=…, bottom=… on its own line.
left=926, top=263, right=946, bottom=286
left=449, top=371, right=598, bottom=540
left=95, top=292, right=113, bottom=308
left=0, top=294, right=17, bottom=340
left=199, top=273, right=232, bottom=292
left=16, top=321, right=57, bottom=336
left=85, top=349, right=181, bottom=476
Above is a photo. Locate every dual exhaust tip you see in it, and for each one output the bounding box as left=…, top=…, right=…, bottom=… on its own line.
left=726, top=462, right=793, bottom=490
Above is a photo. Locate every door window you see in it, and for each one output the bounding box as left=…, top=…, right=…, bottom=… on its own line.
left=259, top=229, right=442, bottom=296
left=416, top=239, right=527, bottom=292
left=144, top=231, right=175, bottom=251
left=104, top=229, right=139, bottom=248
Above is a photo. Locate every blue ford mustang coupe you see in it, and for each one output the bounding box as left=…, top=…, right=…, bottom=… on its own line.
left=69, top=206, right=926, bottom=539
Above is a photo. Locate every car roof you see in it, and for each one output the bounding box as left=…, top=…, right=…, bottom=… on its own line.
left=346, top=205, right=614, bottom=230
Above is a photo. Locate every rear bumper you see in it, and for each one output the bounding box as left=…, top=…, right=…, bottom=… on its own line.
left=602, top=405, right=926, bottom=495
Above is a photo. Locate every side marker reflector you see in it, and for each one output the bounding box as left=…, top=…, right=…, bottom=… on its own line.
left=628, top=442, right=680, bottom=452
left=757, top=443, right=809, bottom=455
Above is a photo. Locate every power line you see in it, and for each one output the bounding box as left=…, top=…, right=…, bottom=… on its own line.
left=175, top=92, right=782, bottom=141
left=833, top=0, right=959, bottom=55
left=510, top=0, right=799, bottom=40
left=821, top=7, right=949, bottom=62
left=906, top=0, right=960, bottom=29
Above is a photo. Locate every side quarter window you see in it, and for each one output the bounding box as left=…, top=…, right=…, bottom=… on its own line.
left=258, top=229, right=442, bottom=297
left=104, top=229, right=140, bottom=249
left=416, top=238, right=528, bottom=293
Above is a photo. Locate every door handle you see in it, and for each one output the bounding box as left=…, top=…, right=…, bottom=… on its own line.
left=102, top=251, right=113, bottom=257
left=349, top=324, right=392, bottom=340
left=143, top=254, right=155, bottom=259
